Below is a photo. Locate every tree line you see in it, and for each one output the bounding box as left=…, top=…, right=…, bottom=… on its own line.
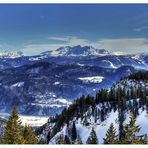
left=126, top=71, right=148, bottom=81
left=1, top=107, right=147, bottom=144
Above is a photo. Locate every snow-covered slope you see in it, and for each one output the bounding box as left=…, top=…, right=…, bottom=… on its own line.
left=78, top=76, right=104, bottom=83
left=48, top=104, right=148, bottom=144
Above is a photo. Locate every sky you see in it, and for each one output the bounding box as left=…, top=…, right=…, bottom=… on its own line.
left=0, top=4, right=148, bottom=55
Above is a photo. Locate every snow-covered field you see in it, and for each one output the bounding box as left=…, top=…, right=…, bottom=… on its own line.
left=19, top=115, right=49, bottom=127
left=32, top=97, right=72, bottom=109
left=78, top=76, right=104, bottom=83
left=0, top=113, right=49, bottom=127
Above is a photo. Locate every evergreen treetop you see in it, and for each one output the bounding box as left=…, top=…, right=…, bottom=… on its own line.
left=121, top=113, right=147, bottom=144
left=2, top=106, right=25, bottom=144
left=86, top=128, right=98, bottom=144
left=23, top=125, right=38, bottom=144
left=103, top=123, right=118, bottom=144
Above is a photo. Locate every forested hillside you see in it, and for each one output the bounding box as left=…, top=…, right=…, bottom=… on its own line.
left=36, top=71, right=148, bottom=144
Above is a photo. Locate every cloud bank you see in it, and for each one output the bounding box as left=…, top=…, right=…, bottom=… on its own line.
left=22, top=36, right=148, bottom=56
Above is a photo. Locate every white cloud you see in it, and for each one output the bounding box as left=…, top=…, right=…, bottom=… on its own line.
left=48, top=36, right=70, bottom=42
left=97, top=38, right=148, bottom=53
left=22, top=43, right=65, bottom=55
left=133, top=26, right=148, bottom=32
left=22, top=36, right=148, bottom=56
left=48, top=36, right=89, bottom=45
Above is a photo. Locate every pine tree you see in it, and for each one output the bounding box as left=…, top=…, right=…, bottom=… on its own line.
left=118, top=98, right=125, bottom=141
left=23, top=125, right=38, bottom=144
left=75, top=134, right=83, bottom=144
left=86, top=128, right=98, bottom=144
left=71, top=122, right=77, bottom=142
left=121, top=113, right=147, bottom=144
left=103, top=123, right=118, bottom=144
left=2, top=106, right=25, bottom=144
left=64, top=135, right=71, bottom=144
left=47, top=131, right=51, bottom=143
left=56, top=134, right=64, bottom=144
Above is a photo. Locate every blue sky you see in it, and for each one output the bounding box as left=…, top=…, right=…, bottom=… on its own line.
left=0, top=4, right=148, bottom=55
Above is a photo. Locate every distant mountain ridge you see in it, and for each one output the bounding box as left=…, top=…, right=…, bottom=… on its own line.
left=40, top=45, right=110, bottom=57
left=0, top=51, right=23, bottom=59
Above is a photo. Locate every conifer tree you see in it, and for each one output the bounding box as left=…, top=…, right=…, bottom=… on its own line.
left=47, top=131, right=51, bottom=143
left=2, top=106, right=25, bottom=144
left=86, top=128, right=98, bottom=144
left=56, top=134, right=64, bottom=144
left=23, top=125, right=38, bottom=144
left=71, top=122, right=77, bottom=142
left=103, top=123, right=118, bottom=144
left=75, top=134, right=83, bottom=144
left=64, top=135, right=71, bottom=144
left=121, top=113, right=147, bottom=144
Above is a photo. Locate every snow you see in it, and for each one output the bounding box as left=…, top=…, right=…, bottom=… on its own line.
left=0, top=51, right=22, bottom=59
left=112, top=51, right=127, bottom=55
left=19, top=115, right=48, bottom=127
left=69, top=110, right=119, bottom=144
left=135, top=109, right=148, bottom=136
left=96, top=110, right=119, bottom=143
left=131, top=55, right=141, bottom=61
left=77, top=108, right=148, bottom=144
left=48, top=103, right=148, bottom=144
left=124, top=108, right=148, bottom=137
left=77, top=63, right=84, bottom=66
left=56, top=98, right=71, bottom=104
left=0, top=113, right=48, bottom=127
left=117, top=79, right=148, bottom=91
left=32, top=98, right=72, bottom=109
left=48, top=108, right=120, bottom=144
left=40, top=45, right=110, bottom=57
left=102, top=60, right=117, bottom=69
left=78, top=76, right=104, bottom=83
left=108, top=61, right=117, bottom=69
left=29, top=55, right=47, bottom=61
left=11, top=82, right=24, bottom=87
left=49, top=125, right=67, bottom=144
left=76, top=119, right=92, bottom=144
left=54, top=82, right=60, bottom=85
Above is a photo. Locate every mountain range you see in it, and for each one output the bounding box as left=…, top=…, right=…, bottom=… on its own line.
left=0, top=45, right=147, bottom=116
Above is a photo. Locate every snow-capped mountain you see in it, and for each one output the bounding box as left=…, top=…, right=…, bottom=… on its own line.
left=40, top=45, right=110, bottom=57
left=0, top=45, right=147, bottom=70
left=0, top=51, right=23, bottom=59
